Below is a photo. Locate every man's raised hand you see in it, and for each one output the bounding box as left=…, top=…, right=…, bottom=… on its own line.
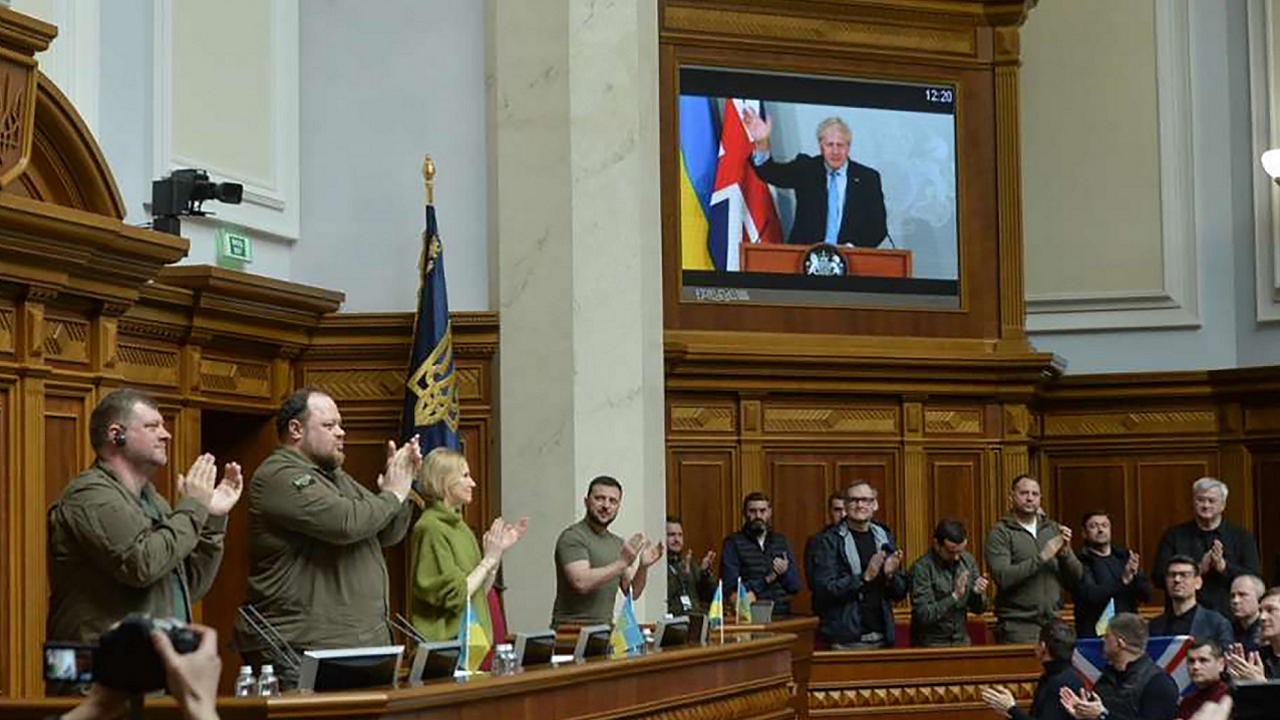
left=740, top=107, right=772, bottom=148
left=178, top=454, right=217, bottom=511
left=206, top=462, right=242, bottom=516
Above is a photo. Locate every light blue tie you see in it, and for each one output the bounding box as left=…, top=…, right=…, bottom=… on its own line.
left=825, top=170, right=840, bottom=244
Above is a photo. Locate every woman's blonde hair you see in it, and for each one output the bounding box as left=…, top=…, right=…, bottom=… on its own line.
left=420, top=447, right=469, bottom=502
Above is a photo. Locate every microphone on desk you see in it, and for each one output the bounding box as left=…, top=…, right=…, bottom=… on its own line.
left=237, top=604, right=301, bottom=671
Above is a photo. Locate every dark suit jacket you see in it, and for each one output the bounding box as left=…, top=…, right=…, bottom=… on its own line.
left=1148, top=604, right=1234, bottom=649
left=751, top=154, right=887, bottom=248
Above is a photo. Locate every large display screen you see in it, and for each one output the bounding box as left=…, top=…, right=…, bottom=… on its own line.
left=677, top=67, right=960, bottom=309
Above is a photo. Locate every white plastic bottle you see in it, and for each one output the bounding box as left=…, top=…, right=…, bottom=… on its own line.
left=234, top=665, right=257, bottom=697
left=257, top=664, right=280, bottom=697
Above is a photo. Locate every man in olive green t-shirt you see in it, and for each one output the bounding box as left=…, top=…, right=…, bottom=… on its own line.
left=551, top=475, right=664, bottom=626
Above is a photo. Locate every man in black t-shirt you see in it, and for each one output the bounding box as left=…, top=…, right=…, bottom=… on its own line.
left=809, top=481, right=907, bottom=648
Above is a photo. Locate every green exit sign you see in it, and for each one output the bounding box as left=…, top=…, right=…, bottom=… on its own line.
left=218, top=228, right=254, bottom=265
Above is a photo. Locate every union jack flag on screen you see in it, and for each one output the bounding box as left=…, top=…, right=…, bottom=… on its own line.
left=708, top=99, right=782, bottom=272
left=1071, top=635, right=1195, bottom=696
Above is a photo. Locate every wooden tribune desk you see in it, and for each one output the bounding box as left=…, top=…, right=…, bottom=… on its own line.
left=738, top=244, right=912, bottom=277
left=807, top=645, right=1041, bottom=719
left=1, top=634, right=795, bottom=720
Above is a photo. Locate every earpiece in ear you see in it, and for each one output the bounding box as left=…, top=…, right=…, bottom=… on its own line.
left=112, top=429, right=127, bottom=446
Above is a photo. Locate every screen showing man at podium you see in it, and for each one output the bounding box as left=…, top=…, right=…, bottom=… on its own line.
left=676, top=67, right=959, bottom=310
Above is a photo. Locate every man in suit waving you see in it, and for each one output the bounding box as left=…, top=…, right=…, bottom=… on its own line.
left=743, top=110, right=888, bottom=248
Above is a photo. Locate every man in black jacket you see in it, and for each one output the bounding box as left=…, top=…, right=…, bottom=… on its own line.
left=1152, top=477, right=1260, bottom=617
left=981, top=619, right=1084, bottom=720
left=1060, top=613, right=1178, bottom=720
left=1074, top=510, right=1151, bottom=638
left=810, top=481, right=907, bottom=648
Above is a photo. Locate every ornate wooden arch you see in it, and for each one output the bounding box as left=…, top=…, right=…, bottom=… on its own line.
left=7, top=73, right=127, bottom=218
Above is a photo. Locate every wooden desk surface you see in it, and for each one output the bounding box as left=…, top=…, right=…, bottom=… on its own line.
left=0, top=633, right=795, bottom=720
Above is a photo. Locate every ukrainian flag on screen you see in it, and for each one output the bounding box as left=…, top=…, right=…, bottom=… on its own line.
left=679, top=95, right=716, bottom=270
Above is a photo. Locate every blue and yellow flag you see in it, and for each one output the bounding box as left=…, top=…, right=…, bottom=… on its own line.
left=735, top=577, right=752, bottom=624
left=609, top=593, right=644, bottom=657
left=456, top=598, right=490, bottom=673
left=401, top=158, right=461, bottom=473
left=1095, top=598, right=1116, bottom=637
left=708, top=581, right=724, bottom=629
left=679, top=95, right=717, bottom=271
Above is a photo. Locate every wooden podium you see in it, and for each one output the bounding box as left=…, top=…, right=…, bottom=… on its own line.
left=740, top=243, right=913, bottom=277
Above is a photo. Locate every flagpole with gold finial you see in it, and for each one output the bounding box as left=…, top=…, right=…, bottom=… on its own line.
left=422, top=155, right=435, bottom=207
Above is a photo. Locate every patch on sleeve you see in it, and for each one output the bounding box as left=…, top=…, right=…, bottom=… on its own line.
left=291, top=474, right=315, bottom=490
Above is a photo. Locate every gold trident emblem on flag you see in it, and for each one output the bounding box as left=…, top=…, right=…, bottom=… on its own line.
left=407, top=320, right=460, bottom=431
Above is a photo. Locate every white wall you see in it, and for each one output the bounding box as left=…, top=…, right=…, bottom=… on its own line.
left=297, top=0, right=490, bottom=312
left=1023, top=0, right=1280, bottom=373
left=27, top=0, right=490, bottom=313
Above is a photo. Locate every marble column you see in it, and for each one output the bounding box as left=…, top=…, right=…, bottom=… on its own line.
left=488, top=0, right=666, bottom=632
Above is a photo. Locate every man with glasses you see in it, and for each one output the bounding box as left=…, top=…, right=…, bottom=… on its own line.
left=1148, top=555, right=1233, bottom=649
left=1152, top=477, right=1259, bottom=617
left=810, top=481, right=907, bottom=649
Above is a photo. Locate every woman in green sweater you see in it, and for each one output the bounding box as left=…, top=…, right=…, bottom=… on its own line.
left=410, top=448, right=526, bottom=643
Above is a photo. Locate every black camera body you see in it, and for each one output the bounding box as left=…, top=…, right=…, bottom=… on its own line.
left=45, top=615, right=199, bottom=693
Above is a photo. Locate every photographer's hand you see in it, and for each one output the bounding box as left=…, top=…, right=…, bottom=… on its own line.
left=153, top=624, right=222, bottom=720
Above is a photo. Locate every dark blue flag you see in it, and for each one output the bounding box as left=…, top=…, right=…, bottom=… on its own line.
left=401, top=196, right=460, bottom=460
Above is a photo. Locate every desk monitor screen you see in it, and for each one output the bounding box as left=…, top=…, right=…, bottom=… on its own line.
left=409, top=641, right=461, bottom=682
left=686, top=613, right=708, bottom=644
left=1232, top=680, right=1280, bottom=720
left=298, top=645, right=404, bottom=692
left=655, top=616, right=691, bottom=649
left=514, top=631, right=556, bottom=668
left=750, top=600, right=775, bottom=624
left=573, top=624, right=612, bottom=662
left=677, top=66, right=960, bottom=310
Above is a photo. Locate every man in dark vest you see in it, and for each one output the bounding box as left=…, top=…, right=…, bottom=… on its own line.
left=1059, top=612, right=1178, bottom=720
left=720, top=492, right=800, bottom=616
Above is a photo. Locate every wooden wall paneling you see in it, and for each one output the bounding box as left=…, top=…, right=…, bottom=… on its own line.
left=1134, top=454, right=1217, bottom=594
left=767, top=453, right=830, bottom=616
left=924, top=451, right=984, bottom=568
left=1253, top=452, right=1280, bottom=586
left=16, top=374, right=49, bottom=696
left=1049, top=460, right=1129, bottom=553
left=668, top=448, right=736, bottom=582
left=40, top=385, right=92, bottom=510
left=0, top=379, right=13, bottom=695
left=195, top=409, right=277, bottom=692
left=458, top=421, right=487, bottom=532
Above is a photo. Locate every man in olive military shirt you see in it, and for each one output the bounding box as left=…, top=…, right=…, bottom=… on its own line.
left=552, top=475, right=663, bottom=626
left=235, top=388, right=420, bottom=688
left=48, top=389, right=243, bottom=645
left=910, top=519, right=989, bottom=647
